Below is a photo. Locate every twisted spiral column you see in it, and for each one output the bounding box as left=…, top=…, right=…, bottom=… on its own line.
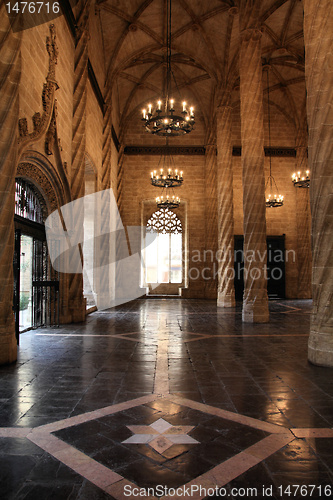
left=304, top=0, right=333, bottom=366
left=239, top=22, right=269, bottom=323
left=101, top=104, right=112, bottom=192
left=216, top=100, right=236, bottom=307
left=68, top=4, right=90, bottom=322
left=115, top=146, right=128, bottom=301
left=0, top=7, right=21, bottom=363
left=295, top=142, right=312, bottom=299
left=93, top=103, right=112, bottom=309
left=204, top=142, right=218, bottom=299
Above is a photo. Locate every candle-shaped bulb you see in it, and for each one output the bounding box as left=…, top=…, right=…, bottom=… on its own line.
left=148, top=103, right=152, bottom=114
left=182, top=101, right=186, bottom=112
left=180, top=171, right=183, bottom=177
left=298, top=171, right=301, bottom=177
left=142, top=109, right=146, bottom=118
left=170, top=99, right=174, bottom=108
left=157, top=100, right=162, bottom=110
left=151, top=172, right=153, bottom=178
left=306, top=170, right=310, bottom=176
left=190, top=106, right=194, bottom=116
left=160, top=168, right=163, bottom=175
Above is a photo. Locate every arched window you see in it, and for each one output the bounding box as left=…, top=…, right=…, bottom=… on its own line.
left=15, top=179, right=45, bottom=224
left=146, top=208, right=182, bottom=284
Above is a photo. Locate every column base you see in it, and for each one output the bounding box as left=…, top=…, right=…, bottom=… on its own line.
left=94, top=291, right=114, bottom=311
left=69, top=298, right=87, bottom=323
left=217, top=292, right=236, bottom=308
left=308, top=331, right=333, bottom=367
left=242, top=298, right=269, bottom=323
left=0, top=321, right=17, bottom=365
left=204, top=282, right=217, bottom=300
left=298, top=291, right=312, bottom=299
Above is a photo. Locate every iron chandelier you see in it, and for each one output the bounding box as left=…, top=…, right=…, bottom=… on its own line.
left=292, top=170, right=310, bottom=188
left=150, top=141, right=183, bottom=210
left=141, top=0, right=195, bottom=136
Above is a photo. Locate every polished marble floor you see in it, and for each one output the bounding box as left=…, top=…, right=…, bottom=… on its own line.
left=0, top=299, right=333, bottom=499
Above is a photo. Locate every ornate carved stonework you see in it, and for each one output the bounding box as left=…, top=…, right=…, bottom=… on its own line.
left=18, top=118, right=28, bottom=137
left=124, top=146, right=206, bottom=156
left=46, top=24, right=58, bottom=82
left=18, top=24, right=59, bottom=154
left=45, top=102, right=58, bottom=155
left=17, top=163, right=58, bottom=213
left=32, top=112, right=42, bottom=133
left=232, top=146, right=296, bottom=157
left=124, top=145, right=296, bottom=157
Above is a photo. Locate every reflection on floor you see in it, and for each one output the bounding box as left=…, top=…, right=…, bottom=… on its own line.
left=0, top=299, right=333, bottom=499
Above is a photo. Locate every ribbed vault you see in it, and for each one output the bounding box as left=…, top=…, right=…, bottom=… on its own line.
left=95, top=0, right=305, bottom=141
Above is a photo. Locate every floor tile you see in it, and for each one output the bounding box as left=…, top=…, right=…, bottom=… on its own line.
left=0, top=298, right=332, bottom=499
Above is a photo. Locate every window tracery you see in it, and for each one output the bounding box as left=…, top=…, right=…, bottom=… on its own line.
left=146, top=208, right=182, bottom=234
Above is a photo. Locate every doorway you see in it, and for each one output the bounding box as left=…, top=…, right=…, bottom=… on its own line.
left=13, top=179, right=59, bottom=342
left=144, top=208, right=183, bottom=295
left=16, top=233, right=33, bottom=332
left=234, top=235, right=286, bottom=300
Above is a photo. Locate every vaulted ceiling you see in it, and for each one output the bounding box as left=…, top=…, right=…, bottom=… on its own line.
left=95, top=0, right=306, bottom=141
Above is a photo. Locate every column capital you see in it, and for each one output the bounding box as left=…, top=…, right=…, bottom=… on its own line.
left=228, top=6, right=239, bottom=16
left=240, top=28, right=263, bottom=43
left=217, top=90, right=232, bottom=112
left=295, top=130, right=308, bottom=149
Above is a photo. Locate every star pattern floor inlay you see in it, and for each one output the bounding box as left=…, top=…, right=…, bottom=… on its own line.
left=123, top=417, right=199, bottom=452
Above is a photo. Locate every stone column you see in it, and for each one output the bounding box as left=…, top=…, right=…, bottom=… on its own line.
left=303, top=0, right=333, bottom=366
left=295, top=138, right=312, bottom=299
left=94, top=101, right=113, bottom=310
left=239, top=0, right=269, bottom=323
left=115, top=145, right=128, bottom=301
left=0, top=7, right=21, bottom=364
left=216, top=96, right=236, bottom=307
left=68, top=2, right=90, bottom=322
left=204, top=142, right=218, bottom=299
